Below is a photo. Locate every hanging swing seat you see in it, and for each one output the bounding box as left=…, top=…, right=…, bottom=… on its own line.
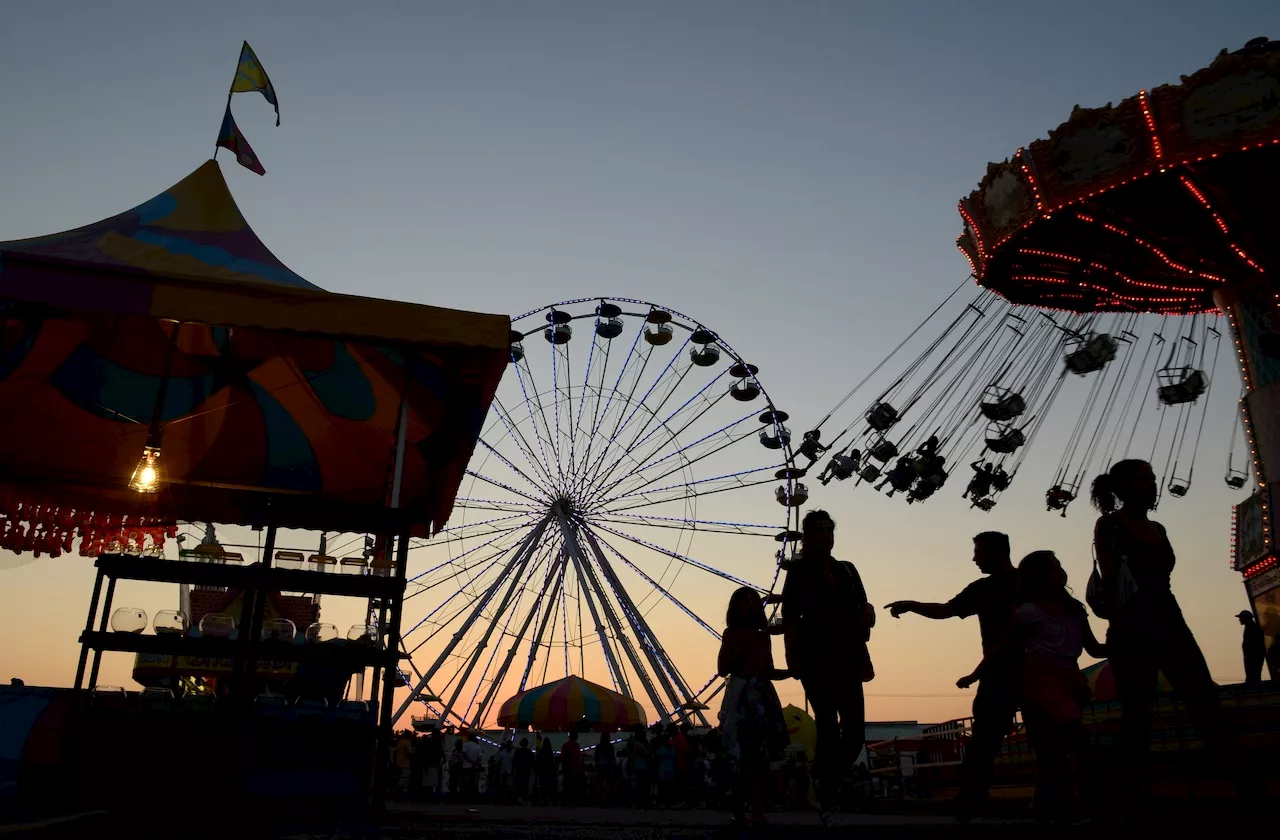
left=972, top=498, right=996, bottom=512
left=868, top=437, right=899, bottom=462
left=858, top=463, right=882, bottom=482
left=986, top=426, right=1026, bottom=454
left=1065, top=334, right=1118, bottom=375
left=888, top=466, right=916, bottom=492
left=866, top=402, right=899, bottom=433
left=1226, top=470, right=1249, bottom=490
left=1046, top=484, right=1075, bottom=513
left=825, top=453, right=858, bottom=482
left=798, top=430, right=826, bottom=462
left=980, top=392, right=1026, bottom=422
left=1167, top=479, right=1190, bottom=498
left=1157, top=367, right=1208, bottom=405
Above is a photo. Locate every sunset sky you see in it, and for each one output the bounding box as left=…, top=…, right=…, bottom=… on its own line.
left=2, top=0, right=1279, bottom=726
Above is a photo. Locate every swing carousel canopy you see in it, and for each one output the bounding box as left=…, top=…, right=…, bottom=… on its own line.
left=0, top=160, right=509, bottom=535
left=957, top=39, right=1280, bottom=315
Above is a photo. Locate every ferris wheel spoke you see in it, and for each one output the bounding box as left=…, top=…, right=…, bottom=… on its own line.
left=517, top=354, right=566, bottom=491
left=622, top=375, right=732, bottom=471
left=570, top=338, right=613, bottom=484
left=457, top=541, right=558, bottom=726
left=467, top=542, right=567, bottom=727
left=394, top=515, right=553, bottom=722
left=586, top=353, right=716, bottom=499
left=402, top=530, right=528, bottom=634
left=588, top=352, right=698, bottom=494
left=405, top=546, right=511, bottom=603
left=607, top=409, right=758, bottom=484
left=598, top=466, right=778, bottom=511
left=606, top=334, right=694, bottom=450
left=550, top=332, right=568, bottom=483
left=518, top=552, right=569, bottom=694
left=464, top=469, right=548, bottom=507
left=406, top=521, right=532, bottom=582
left=572, top=525, right=683, bottom=719
left=587, top=511, right=776, bottom=537
left=574, top=317, right=646, bottom=496
left=559, top=343, right=579, bottom=486
left=579, top=526, right=707, bottom=724
left=475, top=438, right=555, bottom=501
left=581, top=523, right=722, bottom=640
left=556, top=514, right=637, bottom=697
left=511, top=358, right=564, bottom=493
left=559, top=553, right=571, bottom=679
left=491, top=396, right=561, bottom=491
left=584, top=418, right=759, bottom=509
left=575, top=343, right=658, bottom=498
left=402, top=556, right=508, bottom=649
left=586, top=520, right=764, bottom=593
left=453, top=496, right=544, bottom=512
left=405, top=537, right=524, bottom=603
left=433, top=510, right=540, bottom=538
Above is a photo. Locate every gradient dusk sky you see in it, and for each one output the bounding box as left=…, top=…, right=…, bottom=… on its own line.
left=2, top=1, right=1279, bottom=725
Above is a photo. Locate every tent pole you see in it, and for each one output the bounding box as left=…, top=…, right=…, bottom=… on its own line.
left=373, top=355, right=414, bottom=803
left=74, top=569, right=105, bottom=691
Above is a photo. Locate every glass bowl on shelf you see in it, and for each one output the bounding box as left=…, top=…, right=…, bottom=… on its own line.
left=110, top=607, right=148, bottom=634
left=305, top=622, right=338, bottom=643
left=346, top=624, right=379, bottom=646
left=91, top=686, right=128, bottom=707
left=198, top=613, right=236, bottom=638
left=261, top=618, right=297, bottom=642
left=139, top=687, right=174, bottom=709
left=153, top=610, right=188, bottom=635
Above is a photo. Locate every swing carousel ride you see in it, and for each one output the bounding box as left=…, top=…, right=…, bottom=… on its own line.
left=387, top=298, right=803, bottom=730
left=804, top=37, right=1280, bottom=553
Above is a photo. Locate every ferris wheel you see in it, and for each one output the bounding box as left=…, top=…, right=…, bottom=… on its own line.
left=392, top=298, right=802, bottom=729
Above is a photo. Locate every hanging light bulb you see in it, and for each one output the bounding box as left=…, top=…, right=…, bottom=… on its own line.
left=128, top=445, right=163, bottom=494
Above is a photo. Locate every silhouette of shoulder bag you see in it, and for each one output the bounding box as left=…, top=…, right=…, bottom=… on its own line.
left=1086, top=523, right=1138, bottom=620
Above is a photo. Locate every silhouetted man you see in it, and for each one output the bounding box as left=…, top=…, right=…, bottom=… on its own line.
left=782, top=509, right=873, bottom=824
left=886, top=532, right=1017, bottom=821
left=1239, top=610, right=1266, bottom=684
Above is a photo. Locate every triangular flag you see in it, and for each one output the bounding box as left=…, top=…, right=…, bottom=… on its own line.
left=216, top=104, right=266, bottom=176
left=229, top=41, right=280, bottom=126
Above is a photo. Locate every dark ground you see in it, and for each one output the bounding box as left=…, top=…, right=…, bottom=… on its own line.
left=4, top=801, right=1273, bottom=839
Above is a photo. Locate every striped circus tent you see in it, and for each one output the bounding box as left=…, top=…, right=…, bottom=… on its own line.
left=497, top=676, right=646, bottom=732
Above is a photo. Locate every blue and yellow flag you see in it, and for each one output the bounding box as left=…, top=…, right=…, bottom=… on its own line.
left=216, top=104, right=266, bottom=175
left=230, top=41, right=280, bottom=126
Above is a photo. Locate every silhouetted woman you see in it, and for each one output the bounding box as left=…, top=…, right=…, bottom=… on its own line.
left=1091, top=459, right=1252, bottom=813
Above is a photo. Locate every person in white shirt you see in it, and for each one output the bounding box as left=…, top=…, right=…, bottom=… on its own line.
left=498, top=741, right=516, bottom=802
left=461, top=735, right=484, bottom=802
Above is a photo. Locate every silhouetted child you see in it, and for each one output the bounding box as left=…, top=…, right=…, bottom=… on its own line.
left=718, top=587, right=790, bottom=826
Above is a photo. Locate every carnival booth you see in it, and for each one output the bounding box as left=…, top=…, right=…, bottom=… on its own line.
left=0, top=158, right=509, bottom=812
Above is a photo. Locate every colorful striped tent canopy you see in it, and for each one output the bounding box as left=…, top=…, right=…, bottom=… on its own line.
left=0, top=160, right=509, bottom=534
left=497, top=676, right=647, bottom=732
